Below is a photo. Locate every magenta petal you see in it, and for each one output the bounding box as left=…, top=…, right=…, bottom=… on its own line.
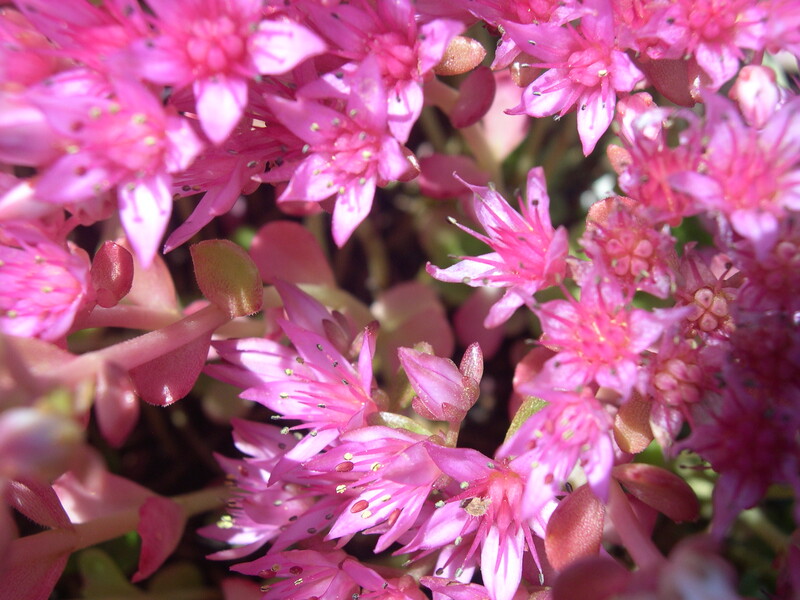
left=133, top=38, right=192, bottom=85
left=164, top=162, right=247, bottom=252
left=195, top=75, right=248, bottom=144
left=520, top=70, right=575, bottom=117
left=347, top=56, right=387, bottom=131
left=132, top=496, right=186, bottom=583
left=280, top=154, right=337, bottom=203
left=250, top=20, right=326, bottom=74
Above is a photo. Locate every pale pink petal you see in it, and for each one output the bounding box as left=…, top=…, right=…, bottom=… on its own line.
left=331, top=178, right=376, bottom=246
left=36, top=153, right=112, bottom=203
left=249, top=21, right=326, bottom=74
left=481, top=526, right=523, bottom=600
left=577, top=89, right=615, bottom=155
left=118, top=173, right=172, bottom=268
left=195, top=75, right=248, bottom=145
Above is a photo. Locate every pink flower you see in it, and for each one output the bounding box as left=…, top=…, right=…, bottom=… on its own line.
left=402, top=444, right=538, bottom=600
left=13, top=0, right=150, bottom=76
left=206, top=283, right=378, bottom=463
left=671, top=94, right=800, bottom=259
left=304, top=426, right=443, bottom=552
left=28, top=70, right=203, bottom=266
left=264, top=57, right=416, bottom=246
left=132, top=0, right=326, bottom=143
left=729, top=215, right=800, bottom=313
left=200, top=419, right=314, bottom=561
left=302, top=0, right=463, bottom=141
left=0, top=223, right=91, bottom=341
left=427, top=167, right=568, bottom=328
left=674, top=245, right=739, bottom=341
left=533, top=266, right=681, bottom=400
left=581, top=196, right=677, bottom=299
left=498, top=388, right=614, bottom=518
left=651, top=0, right=767, bottom=90
left=503, top=0, right=644, bottom=154
left=234, top=548, right=361, bottom=600
left=610, top=93, right=704, bottom=227
left=398, top=343, right=482, bottom=424
left=676, top=371, right=800, bottom=536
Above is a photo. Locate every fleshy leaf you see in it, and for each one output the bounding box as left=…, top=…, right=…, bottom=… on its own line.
left=612, top=463, right=699, bottom=523
left=545, top=484, right=606, bottom=571
left=78, top=548, right=144, bottom=599
left=191, top=239, right=263, bottom=318
left=91, top=242, right=134, bottom=309
left=129, top=331, right=213, bottom=406
left=132, top=496, right=186, bottom=583
left=249, top=221, right=335, bottom=286
left=613, top=394, right=654, bottom=454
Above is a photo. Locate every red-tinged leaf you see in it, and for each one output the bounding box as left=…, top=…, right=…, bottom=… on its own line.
left=0, top=501, right=16, bottom=567
left=129, top=331, right=213, bottom=406
left=132, top=496, right=186, bottom=583
left=372, top=281, right=454, bottom=375
left=613, top=393, right=654, bottom=454
left=0, top=543, right=70, bottom=600
left=5, top=478, right=72, bottom=530
left=454, top=288, right=505, bottom=360
left=417, top=154, right=490, bottom=199
left=94, top=361, right=139, bottom=448
left=450, top=66, right=496, bottom=129
left=433, top=35, right=486, bottom=76
left=612, top=463, right=699, bottom=523
left=91, top=241, right=134, bottom=308
left=221, top=578, right=263, bottom=600
left=191, top=239, right=263, bottom=318
left=249, top=221, right=335, bottom=287
left=634, top=57, right=696, bottom=107
left=551, top=557, right=630, bottom=600
left=545, top=485, right=606, bottom=572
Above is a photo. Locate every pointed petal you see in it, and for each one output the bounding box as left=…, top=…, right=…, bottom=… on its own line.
left=195, top=75, right=248, bottom=144
left=118, top=174, right=172, bottom=268
left=250, top=21, right=326, bottom=74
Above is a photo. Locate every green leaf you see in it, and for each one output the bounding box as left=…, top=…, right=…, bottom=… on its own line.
left=191, top=240, right=263, bottom=318
left=505, top=396, right=548, bottom=443
left=78, top=548, right=144, bottom=599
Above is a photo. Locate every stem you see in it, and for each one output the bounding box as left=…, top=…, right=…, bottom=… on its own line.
left=607, top=480, right=665, bottom=571
left=53, top=303, right=229, bottom=384
left=7, top=486, right=230, bottom=569
left=355, top=217, right=390, bottom=293
left=423, top=78, right=503, bottom=185
left=738, top=507, right=790, bottom=554
left=75, top=304, right=182, bottom=331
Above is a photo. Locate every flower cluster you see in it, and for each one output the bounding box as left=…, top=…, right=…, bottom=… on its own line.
left=1, top=1, right=799, bottom=600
